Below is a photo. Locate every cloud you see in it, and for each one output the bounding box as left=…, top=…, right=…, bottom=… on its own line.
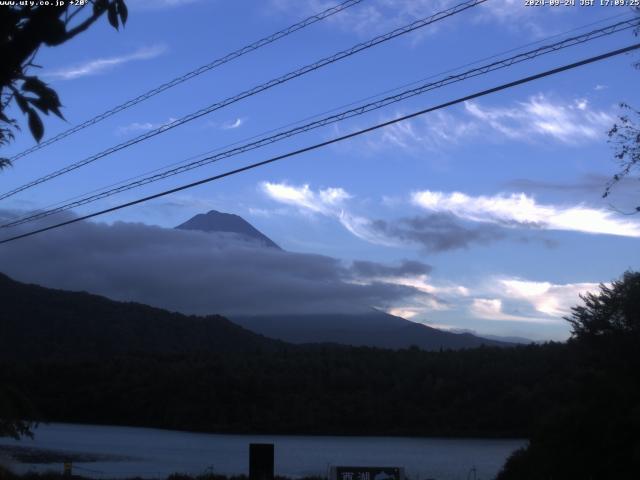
left=271, top=0, right=552, bottom=38
left=361, top=95, right=610, bottom=156
left=116, top=117, right=176, bottom=136
left=387, top=307, right=422, bottom=320
left=350, top=259, right=432, bottom=278
left=455, top=276, right=602, bottom=325
left=465, top=95, right=614, bottom=144
left=369, top=214, right=506, bottom=252
left=261, top=182, right=385, bottom=243
left=505, top=174, right=614, bottom=194
left=345, top=265, right=604, bottom=330
left=474, top=0, right=553, bottom=37
left=45, top=45, right=166, bottom=81
left=0, top=210, right=429, bottom=317
left=347, top=259, right=452, bottom=317
left=262, top=182, right=351, bottom=216
left=497, top=278, right=600, bottom=318
left=504, top=174, right=639, bottom=206
left=412, top=190, right=640, bottom=238
left=469, top=298, right=557, bottom=324
left=270, top=0, right=451, bottom=37
left=263, top=182, right=510, bottom=251
left=371, top=111, right=478, bottom=153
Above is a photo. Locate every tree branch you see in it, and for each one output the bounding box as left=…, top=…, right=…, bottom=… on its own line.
left=60, top=5, right=108, bottom=44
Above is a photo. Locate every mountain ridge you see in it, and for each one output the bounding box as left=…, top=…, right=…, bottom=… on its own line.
left=175, top=210, right=280, bottom=249
left=0, top=272, right=282, bottom=360
left=232, top=312, right=512, bottom=350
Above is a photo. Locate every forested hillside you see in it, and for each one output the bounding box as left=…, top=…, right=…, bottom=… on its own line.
left=1, top=344, right=571, bottom=438
left=0, top=273, right=282, bottom=359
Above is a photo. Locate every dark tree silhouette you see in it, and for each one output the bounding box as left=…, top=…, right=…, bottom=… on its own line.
left=606, top=104, right=640, bottom=212
left=498, top=271, right=640, bottom=479
left=0, top=0, right=128, bottom=439
left=566, top=270, right=640, bottom=340
left=0, top=0, right=128, bottom=169
left=604, top=8, right=640, bottom=211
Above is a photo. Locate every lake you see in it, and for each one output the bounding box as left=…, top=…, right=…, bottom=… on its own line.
left=0, top=423, right=526, bottom=480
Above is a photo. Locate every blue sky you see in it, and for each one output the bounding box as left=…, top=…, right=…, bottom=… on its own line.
left=1, top=0, right=640, bottom=340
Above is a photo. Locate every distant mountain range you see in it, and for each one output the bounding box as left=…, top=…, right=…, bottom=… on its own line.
left=0, top=272, right=281, bottom=360
left=0, top=211, right=513, bottom=357
left=176, top=210, right=280, bottom=249
left=0, top=269, right=509, bottom=358
left=177, top=210, right=511, bottom=351
left=232, top=312, right=511, bottom=350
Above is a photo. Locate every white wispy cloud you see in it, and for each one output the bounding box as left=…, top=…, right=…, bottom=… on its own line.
left=372, top=111, right=478, bottom=153
left=261, top=182, right=351, bottom=216
left=385, top=274, right=598, bottom=326
left=46, top=45, right=167, bottom=81
left=465, top=94, right=614, bottom=144
left=412, top=190, right=640, bottom=238
left=270, top=0, right=442, bottom=36
left=474, top=0, right=557, bottom=37
left=465, top=276, right=601, bottom=324
left=271, top=0, right=552, bottom=38
left=363, top=95, right=610, bottom=155
left=116, top=117, right=176, bottom=136
left=496, top=278, right=600, bottom=318
left=469, top=298, right=554, bottom=323
left=261, top=182, right=398, bottom=246
left=374, top=271, right=602, bottom=327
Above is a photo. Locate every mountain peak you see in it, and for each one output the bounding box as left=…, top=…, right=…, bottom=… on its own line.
left=176, top=210, right=280, bottom=249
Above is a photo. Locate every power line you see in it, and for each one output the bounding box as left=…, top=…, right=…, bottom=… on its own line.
left=16, top=10, right=636, bottom=221
left=0, top=0, right=487, bottom=202
left=11, top=10, right=632, bottom=222
left=2, top=42, right=638, bottom=245
left=3, top=17, right=637, bottom=229
left=7, top=0, right=364, bottom=162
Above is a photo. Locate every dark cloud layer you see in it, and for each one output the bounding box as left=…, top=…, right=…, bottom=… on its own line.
left=505, top=174, right=616, bottom=193
left=0, top=211, right=429, bottom=316
left=351, top=259, right=432, bottom=278
left=370, top=213, right=506, bottom=252
left=505, top=174, right=639, bottom=209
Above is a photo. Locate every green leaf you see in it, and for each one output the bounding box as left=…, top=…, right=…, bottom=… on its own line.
left=14, top=93, right=30, bottom=114
left=27, top=109, right=44, bottom=143
left=41, top=18, right=67, bottom=46
left=108, top=3, right=119, bottom=29
left=21, top=76, right=48, bottom=96
left=29, top=98, right=50, bottom=115
left=116, top=0, right=128, bottom=25
left=30, top=96, right=64, bottom=120
left=93, top=0, right=109, bottom=16
left=49, top=103, right=65, bottom=120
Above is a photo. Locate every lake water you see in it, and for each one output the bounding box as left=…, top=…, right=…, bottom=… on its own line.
left=0, top=423, right=526, bottom=480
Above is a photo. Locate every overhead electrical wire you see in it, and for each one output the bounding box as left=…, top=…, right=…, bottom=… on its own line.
left=17, top=10, right=635, bottom=220
left=1, top=42, right=638, bottom=245
left=0, top=0, right=487, bottom=202
left=9, top=10, right=633, bottom=222
left=2, top=17, right=638, bottom=230
left=7, top=0, right=365, bottom=162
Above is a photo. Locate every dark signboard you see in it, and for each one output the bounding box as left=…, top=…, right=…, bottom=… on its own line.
left=334, top=466, right=403, bottom=480
left=249, top=443, right=274, bottom=480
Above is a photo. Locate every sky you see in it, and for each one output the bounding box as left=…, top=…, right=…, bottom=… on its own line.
left=1, top=0, right=639, bottom=341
